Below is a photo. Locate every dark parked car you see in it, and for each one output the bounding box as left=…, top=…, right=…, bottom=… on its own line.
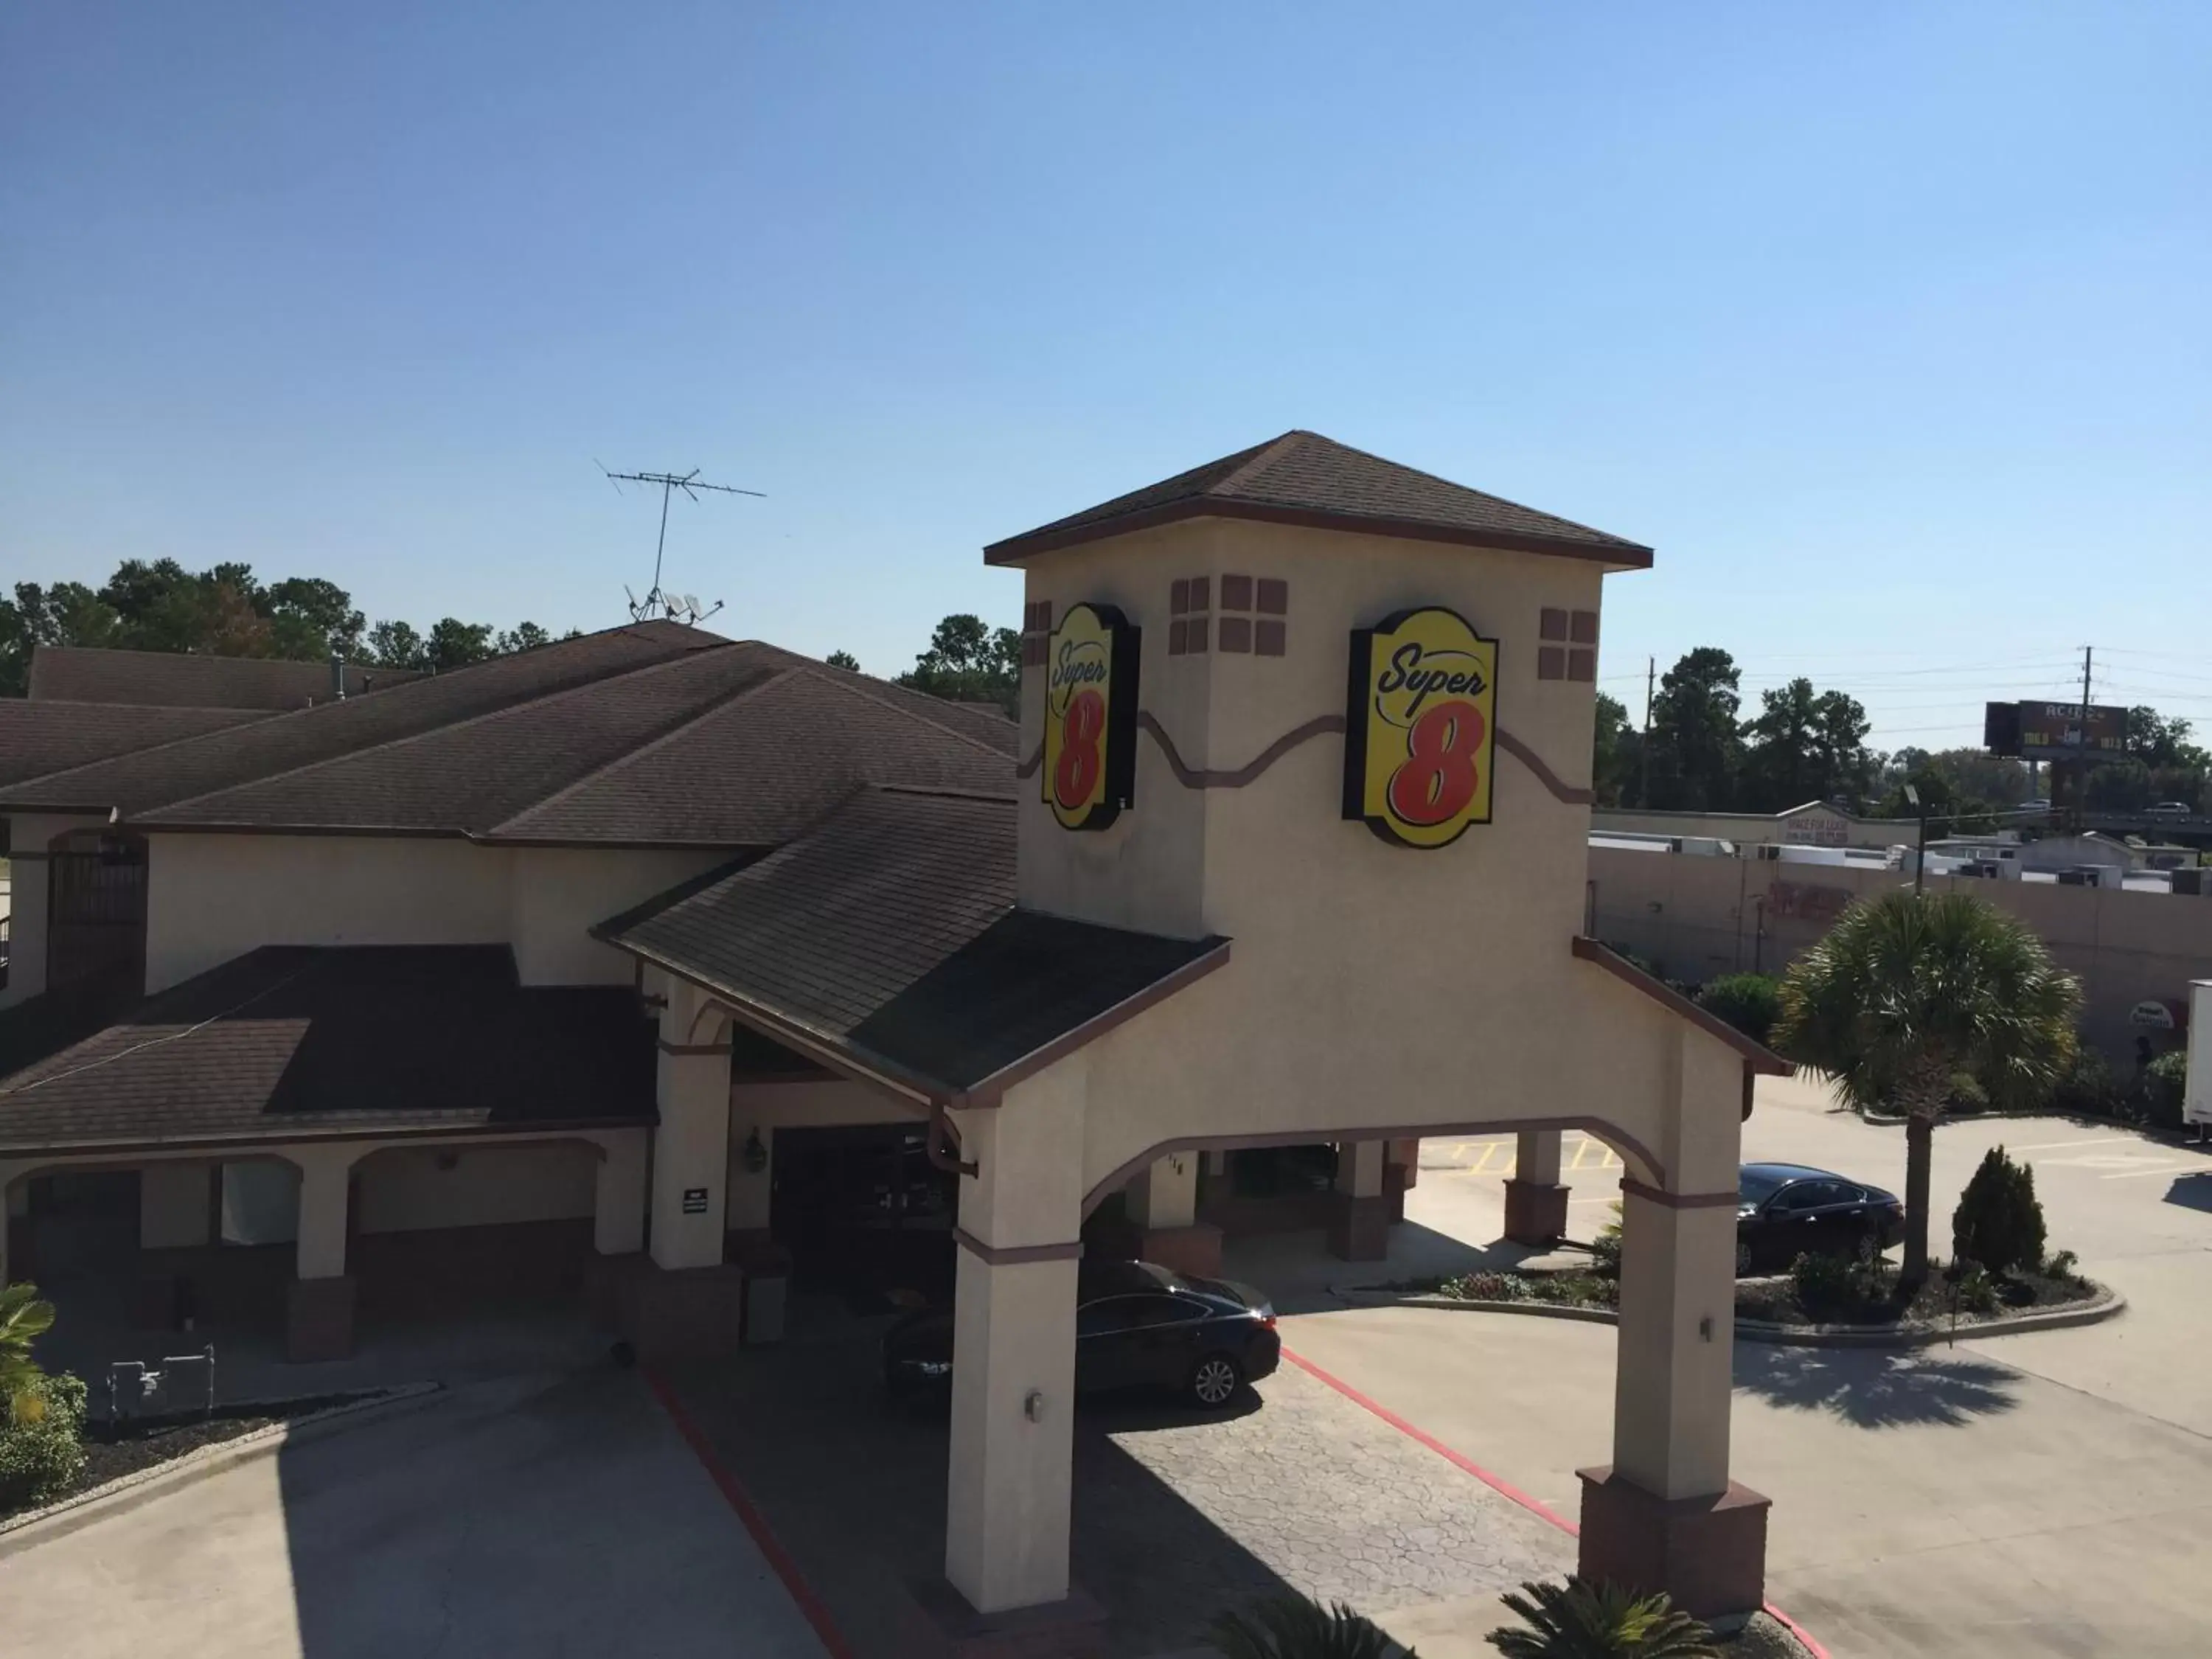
left=1736, top=1162, right=1904, bottom=1276
left=882, top=1259, right=1281, bottom=1411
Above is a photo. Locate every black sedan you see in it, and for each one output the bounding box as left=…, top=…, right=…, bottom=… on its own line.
left=1736, top=1162, right=1904, bottom=1275
left=882, top=1259, right=1281, bottom=1411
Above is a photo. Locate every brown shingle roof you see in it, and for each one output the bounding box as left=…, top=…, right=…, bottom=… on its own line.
left=984, top=430, right=1653, bottom=568
left=0, top=946, right=655, bottom=1154
left=0, top=622, right=727, bottom=818
left=600, top=787, right=1228, bottom=1102
left=0, top=700, right=268, bottom=790
left=29, top=644, right=423, bottom=709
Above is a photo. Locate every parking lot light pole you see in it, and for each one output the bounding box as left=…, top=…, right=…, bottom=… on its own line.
left=1906, top=784, right=1928, bottom=894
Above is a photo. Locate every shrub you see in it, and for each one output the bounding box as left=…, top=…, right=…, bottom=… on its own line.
left=1488, top=1577, right=1718, bottom=1657
left=1788, top=1251, right=1888, bottom=1315
left=1452, top=1272, right=1528, bottom=1302
left=1209, top=1592, right=1405, bottom=1658
left=2042, top=1248, right=2081, bottom=1281
left=1947, top=1262, right=1999, bottom=1313
left=1694, top=974, right=1781, bottom=1046
left=1590, top=1201, right=1624, bottom=1279
left=2054, top=1046, right=2122, bottom=1119
left=1947, top=1071, right=1989, bottom=1115
left=0, top=1371, right=87, bottom=1512
left=1951, top=1146, right=2047, bottom=1276
left=2137, top=1051, right=2189, bottom=1131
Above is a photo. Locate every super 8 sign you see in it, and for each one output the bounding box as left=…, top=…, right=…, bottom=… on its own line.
left=1043, top=602, right=1140, bottom=831
left=1342, top=606, right=1498, bottom=848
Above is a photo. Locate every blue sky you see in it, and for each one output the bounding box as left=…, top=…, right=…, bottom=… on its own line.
left=4, top=4, right=2207, bottom=749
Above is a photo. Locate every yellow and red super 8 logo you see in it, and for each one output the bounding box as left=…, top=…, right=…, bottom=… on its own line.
left=1043, top=602, right=1139, bottom=831
left=1342, top=607, right=1498, bottom=848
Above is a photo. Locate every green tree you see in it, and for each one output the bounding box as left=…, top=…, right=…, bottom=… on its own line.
left=824, top=650, right=861, bottom=672
left=1643, top=648, right=1742, bottom=811
left=1773, top=891, right=2081, bottom=1290
left=895, top=613, right=1020, bottom=715
left=367, top=619, right=427, bottom=670
left=1487, top=1578, right=1717, bottom=1658
left=1592, top=691, right=1641, bottom=807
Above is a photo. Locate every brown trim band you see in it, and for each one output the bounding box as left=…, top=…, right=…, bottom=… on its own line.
left=1495, top=728, right=1595, bottom=806
left=1138, top=712, right=1343, bottom=789
left=1082, top=1114, right=1669, bottom=1217
left=1620, top=1176, right=1739, bottom=1210
left=658, top=1039, right=732, bottom=1057
left=1571, top=936, right=1794, bottom=1077
left=0, top=1118, right=658, bottom=1164
left=952, top=1227, right=1084, bottom=1265
left=1015, top=743, right=1042, bottom=779
left=984, top=498, right=1654, bottom=570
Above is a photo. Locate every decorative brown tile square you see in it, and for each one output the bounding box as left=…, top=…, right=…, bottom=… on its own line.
left=1256, top=578, right=1288, bottom=615
left=1189, top=576, right=1210, bottom=613
left=1171, top=579, right=1191, bottom=616
left=1219, top=616, right=1252, bottom=653
left=1186, top=616, right=1208, bottom=653
left=1568, top=649, right=1596, bottom=682
left=1221, top=573, right=1253, bottom=612
left=1538, top=646, right=1566, bottom=681
left=1540, top=608, right=1570, bottom=641
left=1571, top=610, right=1599, bottom=645
left=1169, top=619, right=1187, bottom=656
left=1256, top=619, right=1287, bottom=657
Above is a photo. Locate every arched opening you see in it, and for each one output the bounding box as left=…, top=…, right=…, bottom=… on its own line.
left=46, top=827, right=149, bottom=1014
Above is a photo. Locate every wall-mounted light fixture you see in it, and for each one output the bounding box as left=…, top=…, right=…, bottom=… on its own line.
left=740, top=1128, right=768, bottom=1175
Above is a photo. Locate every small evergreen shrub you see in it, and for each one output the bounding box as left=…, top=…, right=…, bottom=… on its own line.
left=1951, top=1146, right=2047, bottom=1275
left=2042, top=1248, right=2080, bottom=1281
left=2137, top=1051, right=2190, bottom=1131
left=2054, top=1047, right=2121, bottom=1119
left=0, top=1372, right=87, bottom=1512
left=1947, top=1262, right=1999, bottom=1313
left=1694, top=973, right=1781, bottom=1046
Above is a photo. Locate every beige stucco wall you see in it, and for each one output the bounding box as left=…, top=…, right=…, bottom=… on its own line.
left=1589, top=844, right=2212, bottom=1056
left=352, top=1142, right=598, bottom=1235
left=142, top=832, right=728, bottom=992
left=1008, top=518, right=1747, bottom=1205
left=508, top=846, right=730, bottom=985
left=145, top=833, right=512, bottom=992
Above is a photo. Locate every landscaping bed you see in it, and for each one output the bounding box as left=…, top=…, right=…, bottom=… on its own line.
left=1357, top=1253, right=2105, bottom=1335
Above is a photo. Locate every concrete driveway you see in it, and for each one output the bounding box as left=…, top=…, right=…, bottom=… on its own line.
left=1277, top=1082, right=2212, bottom=1658
left=0, top=1366, right=827, bottom=1659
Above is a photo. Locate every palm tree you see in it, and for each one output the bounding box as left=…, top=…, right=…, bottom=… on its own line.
left=1773, top=890, right=2080, bottom=1291
left=1208, top=1593, right=1407, bottom=1659
left=1488, top=1579, right=1717, bottom=1657
left=0, top=1281, right=58, bottom=1423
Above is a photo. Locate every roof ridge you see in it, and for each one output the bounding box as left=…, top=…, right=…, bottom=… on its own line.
left=1210, top=429, right=1307, bottom=495
left=772, top=658, right=1020, bottom=763
left=478, top=664, right=807, bottom=837
left=141, top=640, right=759, bottom=824
left=1259, top=431, right=1641, bottom=549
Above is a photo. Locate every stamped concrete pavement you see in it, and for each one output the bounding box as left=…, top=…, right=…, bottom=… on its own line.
left=0, top=1366, right=827, bottom=1659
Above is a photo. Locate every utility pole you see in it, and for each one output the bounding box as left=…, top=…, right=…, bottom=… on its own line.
left=1639, top=655, right=1655, bottom=807
left=2070, top=644, right=2094, bottom=831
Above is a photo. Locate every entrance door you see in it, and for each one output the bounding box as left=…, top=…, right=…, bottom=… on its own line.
left=771, top=1124, right=956, bottom=1306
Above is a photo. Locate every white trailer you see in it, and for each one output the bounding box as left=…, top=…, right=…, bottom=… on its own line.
left=2188, top=981, right=2212, bottom=1135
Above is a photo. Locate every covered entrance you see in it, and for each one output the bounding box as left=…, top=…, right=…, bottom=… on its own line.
left=770, top=1122, right=956, bottom=1306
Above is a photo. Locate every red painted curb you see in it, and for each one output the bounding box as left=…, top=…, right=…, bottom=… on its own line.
left=1279, top=1345, right=1829, bottom=1659
left=642, top=1366, right=857, bottom=1659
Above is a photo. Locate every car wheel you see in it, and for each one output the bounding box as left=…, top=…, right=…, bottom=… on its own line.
left=1189, top=1354, right=1243, bottom=1410
left=1735, top=1238, right=1753, bottom=1276
left=1855, top=1228, right=1885, bottom=1264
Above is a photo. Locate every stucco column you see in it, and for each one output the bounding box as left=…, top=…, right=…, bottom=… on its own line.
left=1578, top=1034, right=1770, bottom=1618
left=1329, top=1139, right=1389, bottom=1262
left=1125, top=1152, right=1219, bottom=1279
left=649, top=981, right=732, bottom=1270
left=594, top=1130, right=648, bottom=1256
left=1505, top=1129, right=1570, bottom=1245
left=925, top=1057, right=1104, bottom=1649
left=288, top=1147, right=358, bottom=1362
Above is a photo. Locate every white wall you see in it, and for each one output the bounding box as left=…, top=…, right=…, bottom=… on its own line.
left=353, top=1143, right=597, bottom=1235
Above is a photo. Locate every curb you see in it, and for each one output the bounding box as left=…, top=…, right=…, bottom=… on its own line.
left=1331, top=1285, right=2125, bottom=1347
left=0, top=1380, right=444, bottom=1559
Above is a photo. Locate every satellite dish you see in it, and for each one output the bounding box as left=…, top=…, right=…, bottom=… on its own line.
left=684, top=595, right=701, bottom=615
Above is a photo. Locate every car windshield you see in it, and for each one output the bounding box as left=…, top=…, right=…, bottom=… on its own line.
left=1738, top=1167, right=1791, bottom=1205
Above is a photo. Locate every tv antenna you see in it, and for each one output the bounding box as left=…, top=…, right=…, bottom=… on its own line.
left=598, top=464, right=763, bottom=625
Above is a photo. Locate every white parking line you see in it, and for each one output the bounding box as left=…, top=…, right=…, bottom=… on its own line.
left=2101, top=1164, right=2208, bottom=1180
left=2004, top=1137, right=2143, bottom=1153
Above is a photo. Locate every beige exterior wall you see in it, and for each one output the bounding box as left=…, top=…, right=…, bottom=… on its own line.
left=1589, top=844, right=2212, bottom=1055
left=1008, top=518, right=1747, bottom=1206
left=352, top=1142, right=598, bottom=1235
left=142, top=832, right=727, bottom=992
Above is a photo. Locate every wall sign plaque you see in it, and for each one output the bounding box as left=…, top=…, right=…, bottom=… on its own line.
left=1343, top=606, right=1498, bottom=849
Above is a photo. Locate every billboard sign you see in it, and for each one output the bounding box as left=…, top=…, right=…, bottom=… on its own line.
left=1985, top=700, right=2126, bottom=759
